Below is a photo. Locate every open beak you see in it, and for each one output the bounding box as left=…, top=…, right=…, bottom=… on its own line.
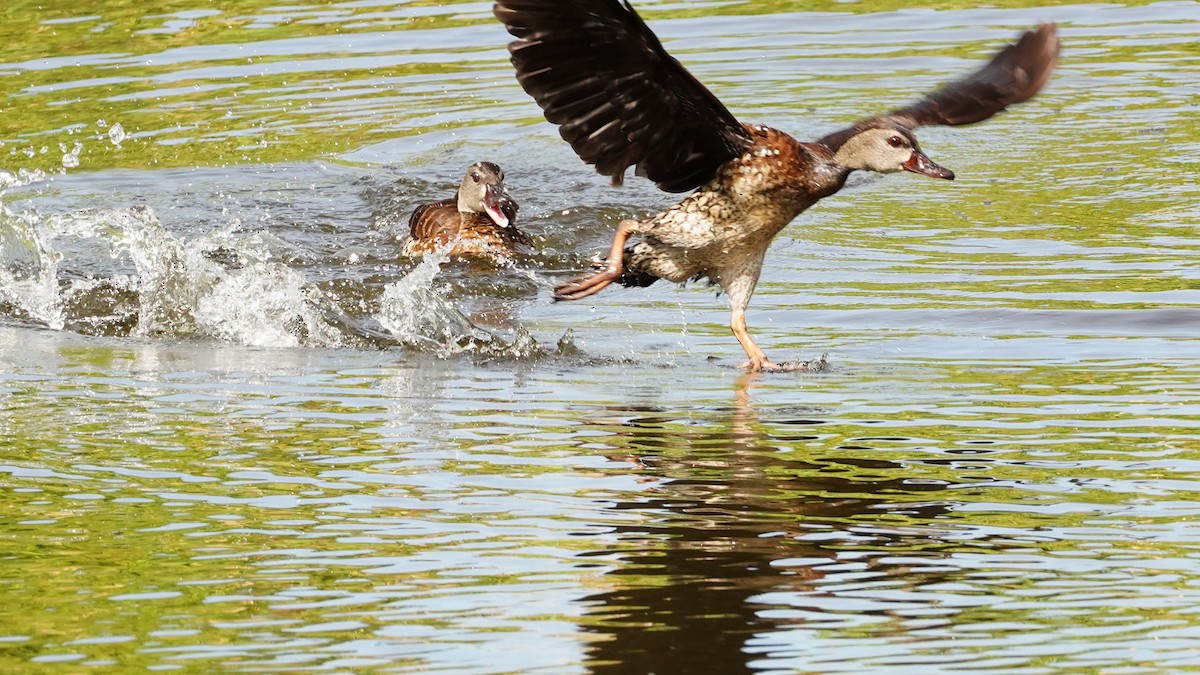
left=902, top=150, right=955, bottom=180
left=482, top=184, right=512, bottom=228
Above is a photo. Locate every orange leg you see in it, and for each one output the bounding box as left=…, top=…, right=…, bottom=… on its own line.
left=553, top=219, right=641, bottom=301
left=732, top=307, right=825, bottom=373
left=731, top=306, right=781, bottom=372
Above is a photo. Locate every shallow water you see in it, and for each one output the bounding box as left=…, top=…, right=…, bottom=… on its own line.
left=2, top=0, right=1199, bottom=672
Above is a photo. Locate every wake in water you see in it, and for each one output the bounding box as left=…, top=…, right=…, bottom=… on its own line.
left=0, top=171, right=545, bottom=359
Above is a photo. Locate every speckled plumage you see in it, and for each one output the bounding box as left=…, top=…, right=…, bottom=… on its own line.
left=494, top=0, right=1060, bottom=370
left=623, top=125, right=842, bottom=287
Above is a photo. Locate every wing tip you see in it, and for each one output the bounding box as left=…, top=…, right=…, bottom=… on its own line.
left=1011, top=21, right=1063, bottom=104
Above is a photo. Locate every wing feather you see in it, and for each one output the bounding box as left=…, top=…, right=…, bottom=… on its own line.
left=495, top=0, right=753, bottom=193
left=819, top=24, right=1060, bottom=149
left=408, top=199, right=459, bottom=244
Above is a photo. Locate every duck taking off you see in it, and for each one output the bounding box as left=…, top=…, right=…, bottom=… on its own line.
left=403, top=162, right=530, bottom=261
left=493, top=0, right=1060, bottom=371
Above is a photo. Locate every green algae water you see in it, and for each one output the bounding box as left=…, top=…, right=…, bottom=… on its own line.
left=1, top=0, right=1198, bottom=672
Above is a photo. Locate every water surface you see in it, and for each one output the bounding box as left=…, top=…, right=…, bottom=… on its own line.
left=1, top=0, right=1198, bottom=672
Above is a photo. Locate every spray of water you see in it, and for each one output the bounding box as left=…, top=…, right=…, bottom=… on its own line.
left=1, top=199, right=536, bottom=356
left=0, top=169, right=66, bottom=329
left=0, top=206, right=69, bottom=330
left=0, top=201, right=331, bottom=347
left=0, top=144, right=539, bottom=357
left=377, top=249, right=495, bottom=353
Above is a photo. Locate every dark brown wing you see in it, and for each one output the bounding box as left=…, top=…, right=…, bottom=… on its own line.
left=495, top=0, right=753, bottom=193
left=819, top=24, right=1060, bottom=149
left=408, top=199, right=460, bottom=244
left=893, top=23, right=1060, bottom=127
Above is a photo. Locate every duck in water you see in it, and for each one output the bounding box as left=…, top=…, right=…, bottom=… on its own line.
left=403, top=162, right=531, bottom=261
left=493, top=0, right=1060, bottom=371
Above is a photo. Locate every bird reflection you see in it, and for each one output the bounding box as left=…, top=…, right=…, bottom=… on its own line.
left=577, top=375, right=965, bottom=674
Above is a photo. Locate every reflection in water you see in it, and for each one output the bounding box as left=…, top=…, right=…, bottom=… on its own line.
left=581, top=377, right=959, bottom=673
left=2, top=327, right=1199, bottom=672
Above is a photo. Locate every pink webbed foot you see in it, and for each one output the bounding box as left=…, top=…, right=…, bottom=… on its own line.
left=553, top=264, right=622, bottom=301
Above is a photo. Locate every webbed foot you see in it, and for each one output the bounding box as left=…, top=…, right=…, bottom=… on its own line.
left=737, top=353, right=829, bottom=373
left=553, top=264, right=621, bottom=301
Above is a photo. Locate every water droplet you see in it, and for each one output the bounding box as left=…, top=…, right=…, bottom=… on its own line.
left=108, top=123, right=126, bottom=146
left=61, top=142, right=82, bottom=169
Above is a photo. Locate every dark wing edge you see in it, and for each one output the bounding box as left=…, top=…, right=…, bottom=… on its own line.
left=819, top=23, right=1061, bottom=149
left=893, top=23, right=1060, bottom=127
left=494, top=0, right=753, bottom=193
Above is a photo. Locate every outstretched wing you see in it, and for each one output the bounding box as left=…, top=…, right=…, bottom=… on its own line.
left=819, top=24, right=1060, bottom=149
left=494, top=0, right=753, bottom=193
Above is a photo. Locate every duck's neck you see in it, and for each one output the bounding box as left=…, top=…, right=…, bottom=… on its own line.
left=808, top=147, right=854, bottom=198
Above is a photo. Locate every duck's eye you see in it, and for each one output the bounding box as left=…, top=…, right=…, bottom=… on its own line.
left=470, top=172, right=481, bottom=182
left=887, top=135, right=906, bottom=148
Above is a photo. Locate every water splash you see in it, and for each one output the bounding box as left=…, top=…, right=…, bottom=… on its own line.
left=60, top=141, right=83, bottom=169
left=194, top=262, right=342, bottom=348
left=377, top=249, right=494, bottom=353
left=0, top=198, right=544, bottom=356
left=0, top=207, right=68, bottom=330
left=0, top=168, right=49, bottom=194
left=0, top=167, right=65, bottom=328
left=107, top=123, right=126, bottom=147
left=0, top=204, right=349, bottom=347
left=47, top=206, right=223, bottom=338
left=375, top=249, right=549, bottom=361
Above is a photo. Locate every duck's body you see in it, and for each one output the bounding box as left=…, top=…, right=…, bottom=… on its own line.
left=402, top=162, right=530, bottom=261
left=494, top=0, right=1059, bottom=370
left=403, top=198, right=529, bottom=259
left=620, top=125, right=843, bottom=287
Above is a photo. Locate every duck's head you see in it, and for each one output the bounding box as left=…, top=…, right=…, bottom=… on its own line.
left=832, top=126, right=954, bottom=180
left=457, top=161, right=517, bottom=227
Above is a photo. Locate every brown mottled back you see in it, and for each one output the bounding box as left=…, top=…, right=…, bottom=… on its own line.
left=406, top=198, right=461, bottom=248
